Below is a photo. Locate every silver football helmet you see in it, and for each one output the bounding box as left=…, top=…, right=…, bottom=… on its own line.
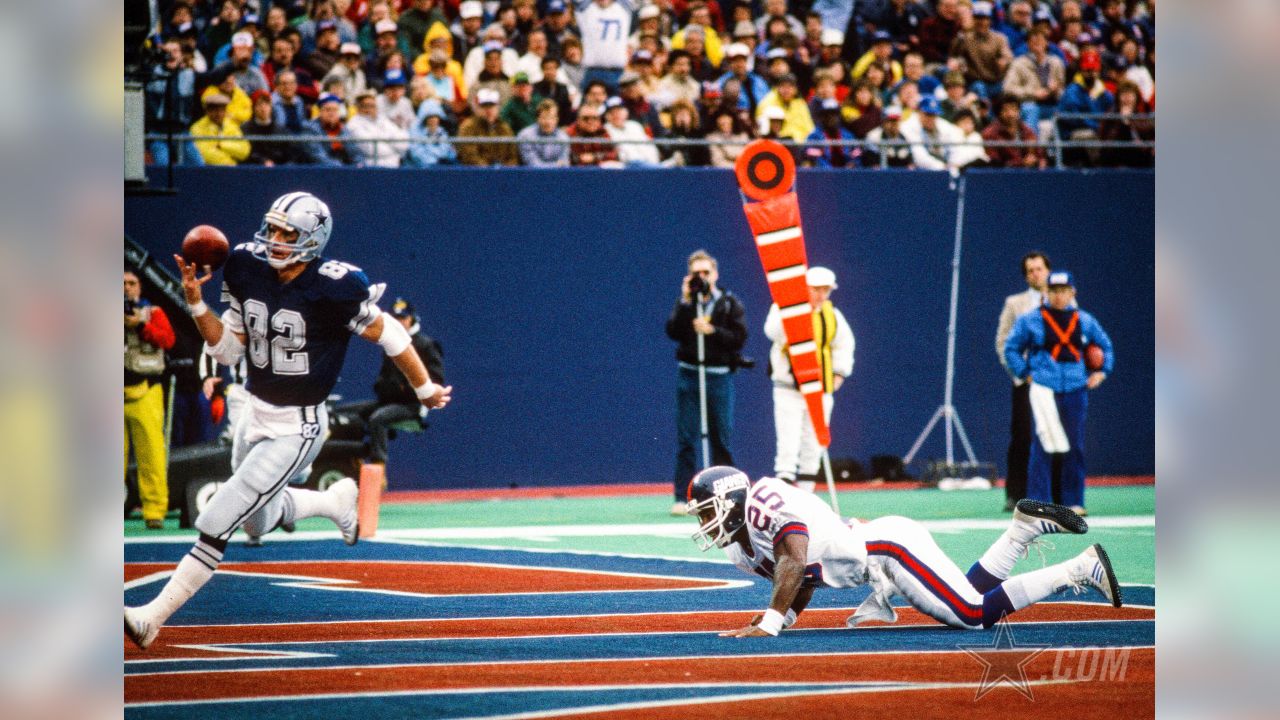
left=253, top=191, right=333, bottom=268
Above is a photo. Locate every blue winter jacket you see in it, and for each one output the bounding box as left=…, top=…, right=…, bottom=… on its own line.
left=1004, top=304, right=1114, bottom=393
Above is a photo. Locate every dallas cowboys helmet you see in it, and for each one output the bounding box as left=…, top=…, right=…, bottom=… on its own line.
left=687, top=466, right=752, bottom=551
left=253, top=191, right=333, bottom=268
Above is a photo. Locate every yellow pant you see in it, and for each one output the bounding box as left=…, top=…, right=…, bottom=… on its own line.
left=124, top=381, right=168, bottom=521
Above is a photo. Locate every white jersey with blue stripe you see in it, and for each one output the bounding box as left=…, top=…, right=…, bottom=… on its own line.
left=220, top=243, right=384, bottom=407
left=722, top=476, right=868, bottom=589
left=575, top=0, right=634, bottom=68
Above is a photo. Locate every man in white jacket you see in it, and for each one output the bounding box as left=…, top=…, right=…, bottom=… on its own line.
left=346, top=90, right=409, bottom=167
left=764, top=266, right=854, bottom=490
left=899, top=95, right=967, bottom=172
left=602, top=96, right=661, bottom=166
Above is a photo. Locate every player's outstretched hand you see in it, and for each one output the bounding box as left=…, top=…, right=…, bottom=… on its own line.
left=421, top=384, right=453, bottom=410
left=173, top=254, right=215, bottom=305
left=719, top=624, right=772, bottom=638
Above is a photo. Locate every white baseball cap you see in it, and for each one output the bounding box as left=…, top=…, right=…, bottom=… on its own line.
left=375, top=19, right=398, bottom=34
left=638, top=4, right=660, bottom=20
left=821, top=28, right=844, bottom=46
left=231, top=31, right=255, bottom=48
left=476, top=87, right=501, bottom=105
left=762, top=105, right=786, bottom=121
left=806, top=266, right=837, bottom=289
left=340, top=42, right=362, bottom=56
left=725, top=42, right=750, bottom=58
left=460, top=1, right=483, bottom=19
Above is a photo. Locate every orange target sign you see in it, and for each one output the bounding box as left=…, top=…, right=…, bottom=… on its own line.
left=734, top=140, right=796, bottom=201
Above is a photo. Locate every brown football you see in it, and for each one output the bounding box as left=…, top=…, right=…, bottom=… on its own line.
left=182, top=225, right=230, bottom=270
left=1084, top=343, right=1105, bottom=372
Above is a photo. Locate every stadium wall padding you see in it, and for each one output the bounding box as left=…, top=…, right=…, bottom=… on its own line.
left=126, top=168, right=1154, bottom=489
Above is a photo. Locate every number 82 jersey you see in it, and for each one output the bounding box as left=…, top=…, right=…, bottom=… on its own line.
left=221, top=242, right=384, bottom=407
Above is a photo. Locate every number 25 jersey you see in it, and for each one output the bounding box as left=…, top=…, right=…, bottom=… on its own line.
left=221, top=243, right=384, bottom=407
left=723, top=476, right=869, bottom=589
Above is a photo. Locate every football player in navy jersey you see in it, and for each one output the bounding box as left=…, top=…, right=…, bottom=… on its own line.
left=126, top=191, right=452, bottom=650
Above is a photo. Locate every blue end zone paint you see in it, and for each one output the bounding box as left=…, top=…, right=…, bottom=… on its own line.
left=126, top=542, right=1152, bottom=625
left=127, top=684, right=894, bottom=718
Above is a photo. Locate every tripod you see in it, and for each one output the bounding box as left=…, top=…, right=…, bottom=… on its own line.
left=904, top=174, right=977, bottom=467
left=695, top=290, right=712, bottom=469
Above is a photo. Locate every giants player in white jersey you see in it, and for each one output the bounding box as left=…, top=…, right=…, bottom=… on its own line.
left=687, top=466, right=1121, bottom=636
left=125, top=191, right=453, bottom=650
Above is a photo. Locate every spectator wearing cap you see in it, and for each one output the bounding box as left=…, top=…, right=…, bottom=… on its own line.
left=464, top=27, right=519, bottom=92
left=755, top=72, right=814, bottom=142
left=466, top=42, right=514, bottom=113
left=450, top=1, right=487, bottom=62
left=863, top=105, right=913, bottom=168
left=1003, top=27, right=1065, bottom=131
left=717, top=43, right=769, bottom=115
left=627, top=49, right=660, bottom=100
left=869, top=0, right=928, bottom=57
left=457, top=88, right=519, bottom=165
left=754, top=0, right=804, bottom=41
left=144, top=39, right=204, bottom=166
left=214, top=31, right=271, bottom=97
left=300, top=93, right=365, bottom=165
left=574, top=0, right=637, bottom=92
left=302, top=19, right=344, bottom=79
left=982, top=94, right=1045, bottom=168
left=500, top=72, right=544, bottom=133
left=202, top=67, right=253, bottom=126
left=765, top=266, right=853, bottom=487
left=804, top=97, right=856, bottom=168
left=364, top=298, right=446, bottom=468
left=243, top=89, right=292, bottom=165
left=705, top=109, right=749, bottom=168
left=950, top=1, right=1012, bottom=100
left=398, top=0, right=448, bottom=61
left=347, top=89, right=410, bottom=166
left=657, top=98, right=708, bottom=166
left=565, top=102, right=617, bottom=165
left=603, top=95, right=663, bottom=166
left=323, top=42, right=370, bottom=100
left=1004, top=269, right=1113, bottom=515
left=616, top=71, right=662, bottom=132
left=655, top=50, right=702, bottom=109
left=918, top=0, right=962, bottom=65
left=852, top=31, right=902, bottom=86
left=840, top=79, right=882, bottom=139
left=671, top=3, right=725, bottom=68
left=263, top=34, right=319, bottom=102
left=899, top=95, right=967, bottom=171
left=630, top=4, right=672, bottom=53
left=297, top=3, right=358, bottom=57
left=517, top=99, right=571, bottom=166
left=1055, top=48, right=1112, bottom=165
left=939, top=69, right=981, bottom=124
left=542, top=0, right=582, bottom=58
left=212, top=24, right=266, bottom=69
left=365, top=20, right=410, bottom=87
left=190, top=92, right=251, bottom=165
left=815, top=28, right=845, bottom=69
left=405, top=99, right=459, bottom=166
left=757, top=102, right=788, bottom=139
left=378, top=68, right=417, bottom=129
left=358, top=3, right=396, bottom=54
left=534, top=56, right=578, bottom=126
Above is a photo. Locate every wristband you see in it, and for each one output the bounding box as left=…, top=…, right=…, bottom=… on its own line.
left=783, top=609, right=798, bottom=629
left=757, top=608, right=786, bottom=636
left=414, top=382, right=437, bottom=401
left=189, top=301, right=209, bottom=317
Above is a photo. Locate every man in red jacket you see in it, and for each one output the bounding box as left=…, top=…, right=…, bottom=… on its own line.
left=124, top=269, right=176, bottom=529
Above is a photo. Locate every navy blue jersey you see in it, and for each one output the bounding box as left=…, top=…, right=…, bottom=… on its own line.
left=220, top=243, right=384, bottom=406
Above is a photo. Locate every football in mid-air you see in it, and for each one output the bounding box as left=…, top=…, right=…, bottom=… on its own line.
left=1084, top=343, right=1106, bottom=372
left=182, top=225, right=230, bottom=270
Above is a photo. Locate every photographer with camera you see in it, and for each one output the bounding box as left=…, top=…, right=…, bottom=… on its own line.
left=764, top=266, right=854, bottom=492
left=665, top=250, right=748, bottom=515
left=124, top=269, right=176, bottom=529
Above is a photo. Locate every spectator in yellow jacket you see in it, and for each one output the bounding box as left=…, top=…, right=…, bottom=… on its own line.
left=754, top=74, right=815, bottom=141
left=190, top=93, right=251, bottom=165
left=201, top=67, right=253, bottom=126
left=851, top=31, right=904, bottom=86
left=670, top=3, right=724, bottom=68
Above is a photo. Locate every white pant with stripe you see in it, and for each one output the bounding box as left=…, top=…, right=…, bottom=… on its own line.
left=195, top=394, right=327, bottom=542
left=860, top=515, right=987, bottom=629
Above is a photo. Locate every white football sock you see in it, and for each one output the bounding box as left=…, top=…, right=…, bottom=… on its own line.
left=138, top=539, right=223, bottom=625
left=284, top=487, right=339, bottom=522
left=1000, top=560, right=1071, bottom=611
left=975, top=516, right=1044, bottom=580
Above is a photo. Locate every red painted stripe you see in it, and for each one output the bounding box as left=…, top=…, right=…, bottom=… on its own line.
left=866, top=542, right=982, bottom=621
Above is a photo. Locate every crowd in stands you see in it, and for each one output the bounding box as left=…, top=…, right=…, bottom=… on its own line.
left=143, top=0, right=1154, bottom=169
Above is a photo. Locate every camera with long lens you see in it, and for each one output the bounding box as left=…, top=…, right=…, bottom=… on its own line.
left=688, top=274, right=708, bottom=297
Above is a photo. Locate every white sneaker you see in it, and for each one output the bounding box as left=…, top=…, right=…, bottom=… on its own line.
left=1014, top=499, right=1089, bottom=536
left=124, top=606, right=159, bottom=650
left=329, top=477, right=359, bottom=546
left=1066, top=544, right=1122, bottom=608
